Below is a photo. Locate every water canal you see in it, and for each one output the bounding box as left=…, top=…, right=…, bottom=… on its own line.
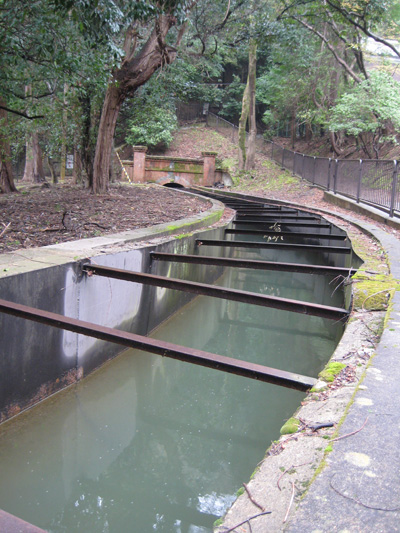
left=0, top=214, right=358, bottom=532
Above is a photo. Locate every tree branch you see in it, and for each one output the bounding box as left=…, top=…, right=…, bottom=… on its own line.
left=326, top=0, right=400, bottom=59
left=0, top=105, right=44, bottom=120
left=289, top=15, right=363, bottom=83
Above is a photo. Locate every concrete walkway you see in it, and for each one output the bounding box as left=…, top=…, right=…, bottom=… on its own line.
left=286, top=222, right=400, bottom=532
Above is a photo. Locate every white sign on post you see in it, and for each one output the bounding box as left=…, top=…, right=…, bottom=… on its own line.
left=66, top=154, right=74, bottom=169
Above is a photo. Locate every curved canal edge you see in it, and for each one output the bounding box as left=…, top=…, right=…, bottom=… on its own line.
left=0, top=184, right=397, bottom=532
left=213, top=192, right=400, bottom=532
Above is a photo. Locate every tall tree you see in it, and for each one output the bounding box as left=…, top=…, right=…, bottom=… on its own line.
left=238, top=39, right=257, bottom=170
left=92, top=9, right=189, bottom=192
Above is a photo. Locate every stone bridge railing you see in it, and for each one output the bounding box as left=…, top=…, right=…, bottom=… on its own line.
left=122, top=146, right=226, bottom=188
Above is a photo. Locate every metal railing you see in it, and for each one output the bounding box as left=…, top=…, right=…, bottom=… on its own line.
left=206, top=112, right=400, bottom=218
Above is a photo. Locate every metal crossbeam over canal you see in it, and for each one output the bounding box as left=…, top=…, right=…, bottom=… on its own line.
left=236, top=214, right=320, bottom=221
left=82, top=263, right=348, bottom=321
left=232, top=220, right=332, bottom=228
left=196, top=238, right=351, bottom=254
left=225, top=229, right=347, bottom=241
left=0, top=298, right=316, bottom=391
left=150, top=252, right=356, bottom=276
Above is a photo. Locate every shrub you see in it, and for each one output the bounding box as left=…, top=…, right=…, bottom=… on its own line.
left=125, top=105, right=178, bottom=151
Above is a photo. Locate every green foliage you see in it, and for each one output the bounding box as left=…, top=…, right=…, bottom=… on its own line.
left=125, top=96, right=178, bottom=151
left=329, top=71, right=400, bottom=157
left=257, top=22, right=339, bottom=136
left=219, top=75, right=246, bottom=122
left=329, top=71, right=400, bottom=137
left=158, top=58, right=221, bottom=103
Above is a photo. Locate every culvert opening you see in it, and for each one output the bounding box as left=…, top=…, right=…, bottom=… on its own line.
left=163, top=182, right=185, bottom=188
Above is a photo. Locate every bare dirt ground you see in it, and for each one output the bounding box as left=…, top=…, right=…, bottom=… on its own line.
left=1, top=123, right=399, bottom=256
left=0, top=184, right=210, bottom=254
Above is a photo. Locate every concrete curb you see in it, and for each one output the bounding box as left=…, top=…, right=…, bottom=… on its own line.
left=324, top=191, right=400, bottom=231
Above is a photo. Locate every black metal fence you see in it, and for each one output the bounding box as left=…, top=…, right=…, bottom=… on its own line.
left=206, top=112, right=400, bottom=219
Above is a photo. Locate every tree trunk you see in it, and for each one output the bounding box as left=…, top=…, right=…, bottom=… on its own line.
left=0, top=102, right=17, bottom=193
left=290, top=108, right=296, bottom=150
left=60, top=84, right=68, bottom=183
left=305, top=122, right=312, bottom=141
left=245, top=39, right=257, bottom=171
left=238, top=82, right=249, bottom=171
left=92, top=14, right=182, bottom=193
left=32, top=132, right=46, bottom=182
left=92, top=84, right=124, bottom=193
left=47, top=156, right=57, bottom=183
left=23, top=137, right=34, bottom=181
left=72, top=146, right=82, bottom=185
left=329, top=131, right=343, bottom=156
left=23, top=132, right=46, bottom=182
left=78, top=88, right=94, bottom=187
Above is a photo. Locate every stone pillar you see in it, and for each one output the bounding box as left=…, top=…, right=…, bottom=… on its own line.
left=202, top=151, right=217, bottom=186
left=132, top=146, right=148, bottom=183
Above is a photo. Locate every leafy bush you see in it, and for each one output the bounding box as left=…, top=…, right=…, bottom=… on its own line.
left=125, top=105, right=178, bottom=151
left=328, top=71, right=400, bottom=157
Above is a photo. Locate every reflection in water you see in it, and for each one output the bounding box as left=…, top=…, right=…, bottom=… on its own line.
left=0, top=256, right=345, bottom=532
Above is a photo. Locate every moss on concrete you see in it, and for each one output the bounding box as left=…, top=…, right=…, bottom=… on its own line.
left=352, top=278, right=397, bottom=311
left=318, top=362, right=346, bottom=382
left=351, top=269, right=399, bottom=311
left=280, top=417, right=300, bottom=435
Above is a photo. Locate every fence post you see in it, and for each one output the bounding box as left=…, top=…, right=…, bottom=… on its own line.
left=389, top=160, right=399, bottom=217
left=312, top=157, right=316, bottom=184
left=356, top=160, right=363, bottom=203
left=301, top=154, right=305, bottom=179
left=327, top=158, right=331, bottom=190
left=281, top=148, right=285, bottom=169
left=271, top=141, right=274, bottom=161
left=333, top=159, right=338, bottom=194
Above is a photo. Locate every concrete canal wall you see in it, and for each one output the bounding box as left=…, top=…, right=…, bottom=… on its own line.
left=0, top=195, right=226, bottom=423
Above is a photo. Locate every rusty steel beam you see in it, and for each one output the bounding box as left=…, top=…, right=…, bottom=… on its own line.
left=82, top=263, right=348, bottom=321
left=150, top=252, right=356, bottom=276
left=234, top=210, right=297, bottom=214
left=236, top=214, right=320, bottom=221
left=0, top=298, right=316, bottom=391
left=229, top=206, right=296, bottom=211
left=196, top=239, right=351, bottom=254
left=225, top=228, right=347, bottom=241
left=232, top=220, right=331, bottom=228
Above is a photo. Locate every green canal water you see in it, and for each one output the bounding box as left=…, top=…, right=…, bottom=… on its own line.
left=0, top=240, right=348, bottom=532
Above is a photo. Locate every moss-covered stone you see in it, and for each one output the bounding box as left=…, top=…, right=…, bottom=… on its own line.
left=351, top=272, right=398, bottom=311
left=318, top=362, right=346, bottom=382
left=280, top=417, right=300, bottom=435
